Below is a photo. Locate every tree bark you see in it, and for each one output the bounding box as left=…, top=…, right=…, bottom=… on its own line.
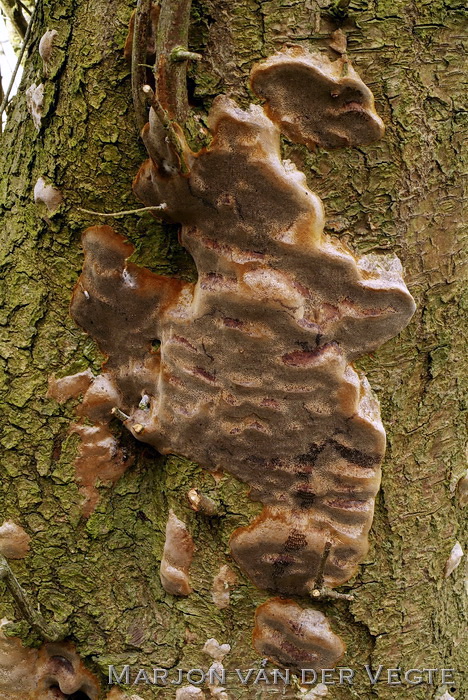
left=0, top=1, right=466, bottom=699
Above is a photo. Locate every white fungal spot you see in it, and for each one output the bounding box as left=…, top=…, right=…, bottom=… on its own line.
left=139, top=394, right=150, bottom=410
left=208, top=661, right=224, bottom=686
left=444, top=541, right=463, bottom=578
left=176, top=687, right=206, bottom=700
left=203, top=638, right=231, bottom=660
left=301, top=684, right=328, bottom=699
left=122, top=267, right=136, bottom=288
left=34, top=177, right=63, bottom=213
left=0, top=521, right=30, bottom=559
left=436, top=692, right=456, bottom=700
left=105, top=690, right=145, bottom=700
left=211, top=565, right=236, bottom=609
left=26, top=83, right=44, bottom=130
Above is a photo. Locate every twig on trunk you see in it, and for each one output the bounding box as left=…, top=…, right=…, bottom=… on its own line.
left=0, top=554, right=68, bottom=642
left=77, top=203, right=167, bottom=218
left=155, top=0, right=194, bottom=121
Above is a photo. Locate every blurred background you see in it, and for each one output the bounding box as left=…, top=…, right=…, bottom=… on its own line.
left=0, top=1, right=33, bottom=126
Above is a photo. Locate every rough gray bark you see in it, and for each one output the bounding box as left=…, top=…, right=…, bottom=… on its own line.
left=0, top=1, right=466, bottom=699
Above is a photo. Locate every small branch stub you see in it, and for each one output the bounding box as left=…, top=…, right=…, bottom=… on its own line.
left=170, top=46, right=202, bottom=63
left=310, top=586, right=354, bottom=602
left=155, top=0, right=194, bottom=120
left=111, top=407, right=130, bottom=422
left=142, top=83, right=155, bottom=100
left=187, top=489, right=219, bottom=516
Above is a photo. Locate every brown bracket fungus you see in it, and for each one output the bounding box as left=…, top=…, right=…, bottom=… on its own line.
left=253, top=598, right=345, bottom=674
left=67, top=45, right=415, bottom=670
left=0, top=623, right=99, bottom=700
left=0, top=521, right=30, bottom=560
left=250, top=46, right=385, bottom=149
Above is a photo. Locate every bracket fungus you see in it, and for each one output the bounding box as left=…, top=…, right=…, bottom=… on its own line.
left=253, top=598, right=345, bottom=673
left=160, top=510, right=194, bottom=595
left=0, top=521, right=30, bottom=560
left=34, top=177, right=63, bottom=213
left=250, top=47, right=385, bottom=149
left=0, top=626, right=99, bottom=700
left=39, top=29, right=58, bottom=75
left=26, top=83, right=44, bottom=131
left=67, top=47, right=415, bottom=669
left=444, top=542, right=464, bottom=578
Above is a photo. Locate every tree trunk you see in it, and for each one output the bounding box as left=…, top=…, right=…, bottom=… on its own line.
left=0, top=1, right=466, bottom=699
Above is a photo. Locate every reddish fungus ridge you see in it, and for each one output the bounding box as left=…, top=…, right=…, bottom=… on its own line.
left=68, top=48, right=415, bottom=668
left=253, top=598, right=346, bottom=673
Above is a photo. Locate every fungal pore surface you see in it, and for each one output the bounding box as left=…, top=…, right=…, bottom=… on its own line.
left=68, top=47, right=415, bottom=669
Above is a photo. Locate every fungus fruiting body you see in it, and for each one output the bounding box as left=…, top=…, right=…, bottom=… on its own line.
left=0, top=625, right=100, bottom=700
left=253, top=598, right=346, bottom=673
left=34, top=177, right=63, bottom=213
left=66, top=48, right=415, bottom=668
left=444, top=541, right=464, bottom=578
left=38, top=29, right=58, bottom=75
left=0, top=521, right=30, bottom=560
left=48, top=371, right=133, bottom=515
left=26, top=83, right=44, bottom=131
left=160, top=510, right=194, bottom=595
